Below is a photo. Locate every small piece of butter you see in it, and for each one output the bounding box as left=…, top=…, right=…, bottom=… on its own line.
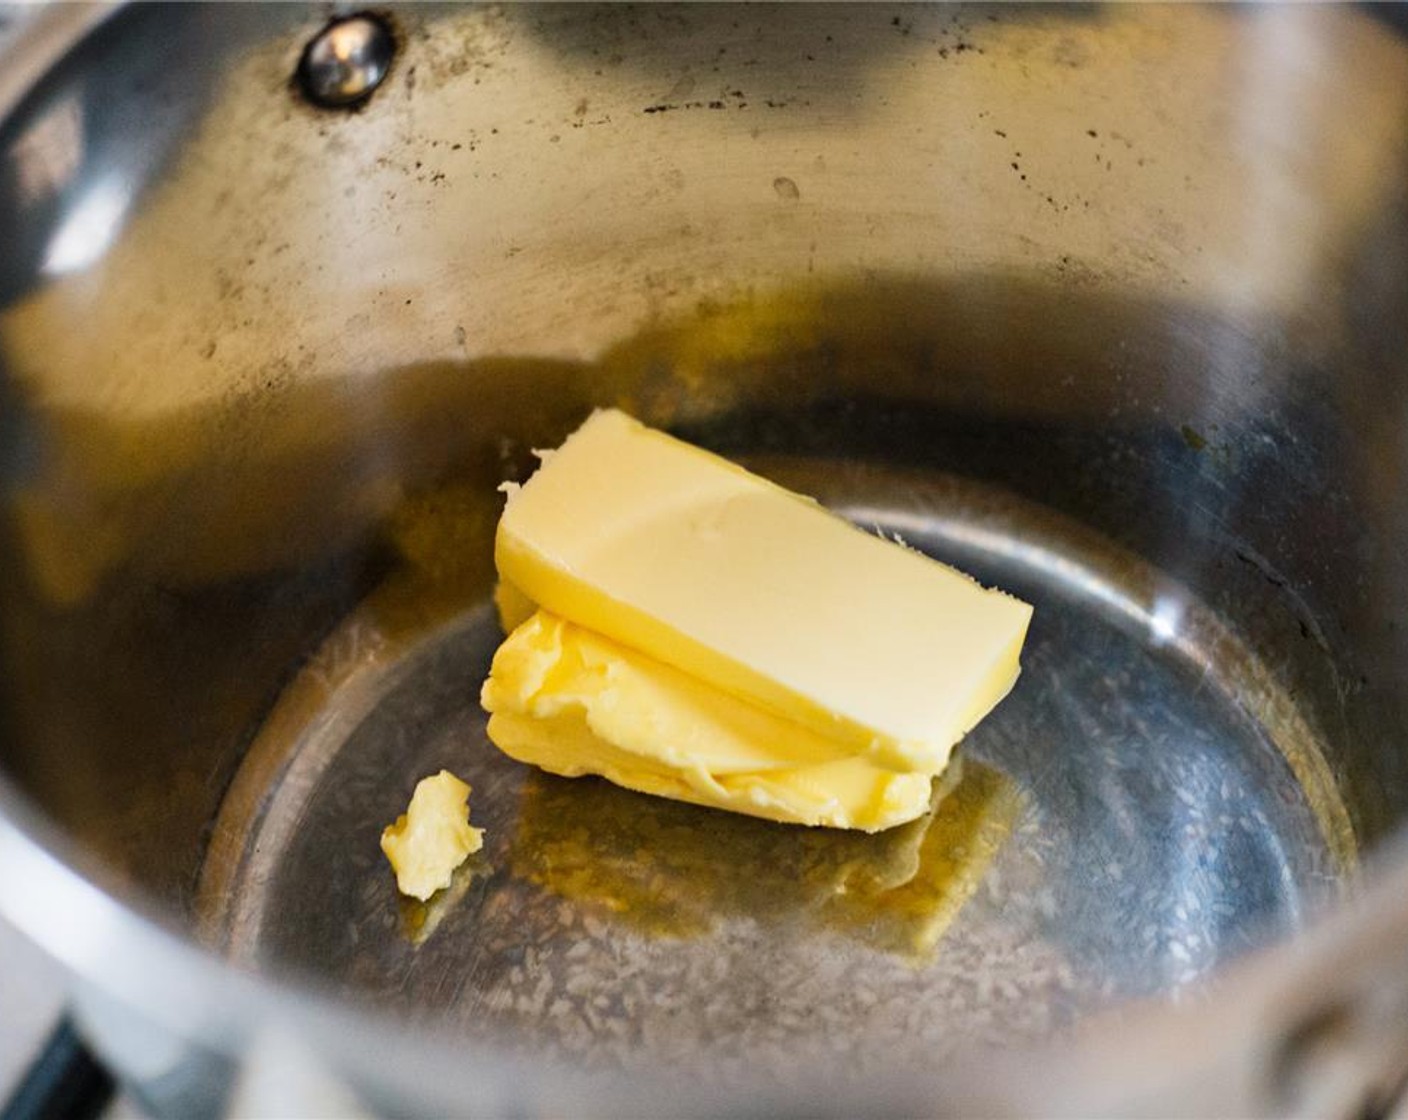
left=481, top=409, right=1032, bottom=831
left=494, top=410, right=1031, bottom=775
left=380, top=770, right=484, bottom=900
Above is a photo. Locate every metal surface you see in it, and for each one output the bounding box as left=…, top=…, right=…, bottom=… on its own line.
left=0, top=2, right=1406, bottom=1116
left=296, top=15, right=394, bottom=110
left=0, top=915, right=66, bottom=1107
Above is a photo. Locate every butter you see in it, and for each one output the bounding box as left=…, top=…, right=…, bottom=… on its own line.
left=495, top=409, right=1031, bottom=774
left=482, top=611, right=933, bottom=831
left=483, top=409, right=1032, bottom=831
left=492, top=578, right=538, bottom=634
left=380, top=771, right=484, bottom=900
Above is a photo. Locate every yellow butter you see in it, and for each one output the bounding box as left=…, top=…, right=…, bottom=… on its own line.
left=481, top=611, right=934, bottom=831
left=492, top=578, right=537, bottom=634
left=495, top=409, right=1032, bottom=773
left=380, top=770, right=484, bottom=901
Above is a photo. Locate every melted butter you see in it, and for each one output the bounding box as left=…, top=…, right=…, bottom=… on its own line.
left=509, top=755, right=1023, bottom=957
left=397, top=852, right=491, bottom=946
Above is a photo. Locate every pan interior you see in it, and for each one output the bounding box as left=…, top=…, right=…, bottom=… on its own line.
left=198, top=456, right=1347, bottom=1080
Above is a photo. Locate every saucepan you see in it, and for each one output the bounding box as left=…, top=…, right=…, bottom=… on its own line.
left=2, top=3, right=1408, bottom=1116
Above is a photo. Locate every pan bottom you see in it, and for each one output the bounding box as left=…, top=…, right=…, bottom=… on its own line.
left=198, top=458, right=1350, bottom=1079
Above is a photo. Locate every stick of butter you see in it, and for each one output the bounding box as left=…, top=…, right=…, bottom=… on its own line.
left=490, top=409, right=1032, bottom=778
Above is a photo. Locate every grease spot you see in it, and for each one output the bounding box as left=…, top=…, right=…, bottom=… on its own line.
left=773, top=176, right=800, bottom=201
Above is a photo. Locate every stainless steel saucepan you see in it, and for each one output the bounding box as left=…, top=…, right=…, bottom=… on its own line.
left=2, top=4, right=1408, bottom=1116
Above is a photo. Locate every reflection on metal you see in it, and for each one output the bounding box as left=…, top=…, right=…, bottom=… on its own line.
left=41, top=177, right=128, bottom=276
left=1149, top=595, right=1184, bottom=647
left=10, top=95, right=81, bottom=204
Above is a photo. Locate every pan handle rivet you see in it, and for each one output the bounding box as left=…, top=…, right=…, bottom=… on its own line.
left=297, top=14, right=395, bottom=110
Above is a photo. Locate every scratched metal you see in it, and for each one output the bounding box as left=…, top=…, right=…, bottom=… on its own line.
left=199, top=462, right=1348, bottom=1082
